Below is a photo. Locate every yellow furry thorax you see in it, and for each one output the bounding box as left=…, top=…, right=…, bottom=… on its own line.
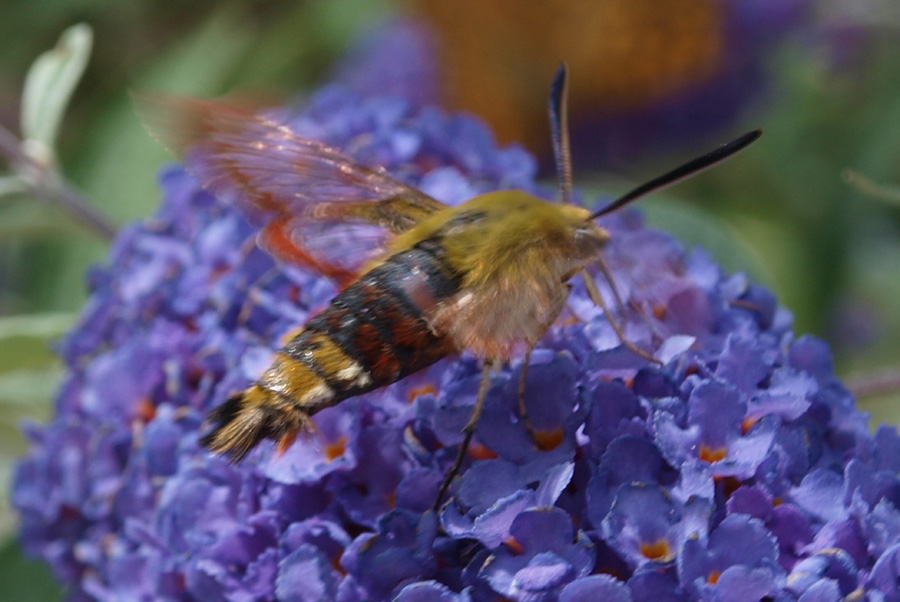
left=386, top=190, right=610, bottom=283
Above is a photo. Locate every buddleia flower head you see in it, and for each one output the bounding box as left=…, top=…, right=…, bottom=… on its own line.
left=13, top=80, right=900, bottom=601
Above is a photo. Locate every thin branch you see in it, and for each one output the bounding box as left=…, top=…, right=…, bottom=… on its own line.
left=0, top=122, right=117, bottom=240
left=846, top=369, right=900, bottom=399
left=843, top=170, right=900, bottom=205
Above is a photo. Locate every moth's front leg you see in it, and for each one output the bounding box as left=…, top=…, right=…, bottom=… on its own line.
left=517, top=283, right=572, bottom=447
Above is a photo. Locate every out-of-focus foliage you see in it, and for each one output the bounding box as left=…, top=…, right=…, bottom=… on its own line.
left=1, top=0, right=899, bottom=598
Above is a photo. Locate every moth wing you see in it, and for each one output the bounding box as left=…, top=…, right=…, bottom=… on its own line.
left=257, top=216, right=391, bottom=286
left=429, top=247, right=570, bottom=363
left=135, top=93, right=447, bottom=281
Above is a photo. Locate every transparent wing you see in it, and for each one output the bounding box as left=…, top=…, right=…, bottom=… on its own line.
left=135, top=93, right=447, bottom=278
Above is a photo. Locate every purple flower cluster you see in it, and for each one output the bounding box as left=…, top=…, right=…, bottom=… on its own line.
left=12, top=85, right=900, bottom=601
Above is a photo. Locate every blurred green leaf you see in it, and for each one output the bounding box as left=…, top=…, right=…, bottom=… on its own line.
left=0, top=313, right=73, bottom=339
left=640, top=196, right=772, bottom=284
left=0, top=367, right=61, bottom=410
left=20, top=24, right=92, bottom=157
left=740, top=45, right=900, bottom=338
left=0, top=313, right=71, bottom=373
left=726, top=214, right=814, bottom=331
left=0, top=320, right=63, bottom=548
left=0, top=176, right=27, bottom=199
left=0, top=539, right=64, bottom=602
left=860, top=391, right=900, bottom=432
left=231, top=0, right=392, bottom=87
left=0, top=200, right=87, bottom=238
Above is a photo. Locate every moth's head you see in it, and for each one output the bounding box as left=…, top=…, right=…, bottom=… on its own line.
left=556, top=203, right=611, bottom=262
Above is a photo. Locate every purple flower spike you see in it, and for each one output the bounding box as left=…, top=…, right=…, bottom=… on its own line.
left=12, top=70, right=900, bottom=600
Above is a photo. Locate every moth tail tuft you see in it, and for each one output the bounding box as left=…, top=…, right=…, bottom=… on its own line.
left=200, top=386, right=307, bottom=463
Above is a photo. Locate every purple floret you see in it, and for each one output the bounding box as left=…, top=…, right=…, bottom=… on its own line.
left=11, top=80, right=900, bottom=602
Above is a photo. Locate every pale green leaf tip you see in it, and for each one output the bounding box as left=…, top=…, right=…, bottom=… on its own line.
left=20, top=23, right=94, bottom=155
left=61, top=23, right=94, bottom=47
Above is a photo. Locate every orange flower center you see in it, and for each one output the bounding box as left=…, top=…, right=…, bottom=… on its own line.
left=407, top=384, right=437, bottom=403
left=640, top=539, right=673, bottom=561
left=467, top=442, right=498, bottom=461
left=504, top=537, right=524, bottom=555
left=699, top=445, right=727, bottom=463
left=741, top=417, right=759, bottom=434
left=324, top=437, right=347, bottom=462
left=534, top=428, right=565, bottom=451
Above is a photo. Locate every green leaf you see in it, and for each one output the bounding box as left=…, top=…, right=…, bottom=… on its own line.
left=0, top=201, right=84, bottom=238
left=0, top=176, right=27, bottom=199
left=0, top=539, right=64, bottom=602
left=0, top=367, right=61, bottom=409
left=0, top=313, right=74, bottom=340
left=229, top=0, right=391, bottom=87
left=0, top=313, right=72, bottom=373
left=0, top=324, right=63, bottom=556
left=20, top=23, right=93, bottom=158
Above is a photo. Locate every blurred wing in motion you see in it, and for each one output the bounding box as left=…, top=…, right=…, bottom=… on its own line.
left=134, top=93, right=447, bottom=283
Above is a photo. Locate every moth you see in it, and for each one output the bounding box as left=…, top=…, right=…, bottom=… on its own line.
left=138, top=65, right=760, bottom=508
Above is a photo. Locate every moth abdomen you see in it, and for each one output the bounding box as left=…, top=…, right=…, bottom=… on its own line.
left=201, top=241, right=459, bottom=460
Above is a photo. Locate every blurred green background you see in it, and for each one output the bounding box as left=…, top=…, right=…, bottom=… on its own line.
left=1, top=1, right=899, bottom=597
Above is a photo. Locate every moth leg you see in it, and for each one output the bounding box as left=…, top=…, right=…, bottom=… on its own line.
left=517, top=348, right=537, bottom=444
left=595, top=256, right=663, bottom=340
left=582, top=266, right=662, bottom=365
left=517, top=284, right=571, bottom=448
left=236, top=266, right=281, bottom=330
left=593, top=257, right=628, bottom=318
left=434, top=360, right=494, bottom=511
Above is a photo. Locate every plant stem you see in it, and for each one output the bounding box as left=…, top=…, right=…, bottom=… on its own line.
left=0, top=123, right=117, bottom=240
left=846, top=369, right=900, bottom=399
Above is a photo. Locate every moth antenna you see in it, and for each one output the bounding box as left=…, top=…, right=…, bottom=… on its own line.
left=590, top=129, right=762, bottom=220
left=549, top=62, right=573, bottom=205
